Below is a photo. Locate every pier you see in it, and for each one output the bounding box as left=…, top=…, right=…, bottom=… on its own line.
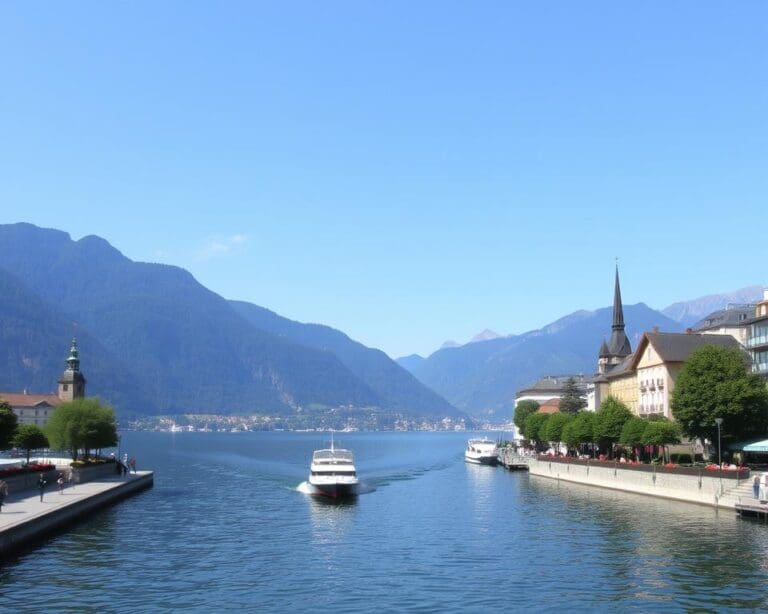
left=498, top=447, right=533, bottom=471
left=0, top=471, right=153, bottom=557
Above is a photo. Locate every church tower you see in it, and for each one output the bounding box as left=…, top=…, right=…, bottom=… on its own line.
left=58, top=337, right=86, bottom=401
left=605, top=265, right=632, bottom=367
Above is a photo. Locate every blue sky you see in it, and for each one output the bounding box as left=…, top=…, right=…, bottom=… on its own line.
left=1, top=2, right=766, bottom=358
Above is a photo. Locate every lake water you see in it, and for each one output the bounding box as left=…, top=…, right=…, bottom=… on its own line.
left=3, top=431, right=768, bottom=612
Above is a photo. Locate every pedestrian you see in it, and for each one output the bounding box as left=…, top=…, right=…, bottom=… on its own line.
left=0, top=479, right=8, bottom=512
left=760, top=473, right=768, bottom=504
left=754, top=475, right=760, bottom=500
left=37, top=473, right=47, bottom=502
left=68, top=468, right=75, bottom=489
left=57, top=473, right=65, bottom=494
left=129, top=458, right=136, bottom=473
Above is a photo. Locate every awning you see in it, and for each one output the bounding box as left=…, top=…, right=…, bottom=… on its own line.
left=743, top=439, right=768, bottom=453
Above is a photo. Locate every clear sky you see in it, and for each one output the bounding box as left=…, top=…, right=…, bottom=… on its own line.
left=1, top=2, right=766, bottom=359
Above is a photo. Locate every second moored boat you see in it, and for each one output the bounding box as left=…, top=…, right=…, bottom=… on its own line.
left=465, top=438, right=499, bottom=466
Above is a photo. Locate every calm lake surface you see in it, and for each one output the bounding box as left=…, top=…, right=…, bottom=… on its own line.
left=3, top=430, right=768, bottom=612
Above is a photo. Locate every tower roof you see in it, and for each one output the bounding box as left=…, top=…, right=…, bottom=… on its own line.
left=605, top=265, right=632, bottom=358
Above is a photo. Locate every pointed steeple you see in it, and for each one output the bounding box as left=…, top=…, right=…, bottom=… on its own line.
left=607, top=265, right=632, bottom=358
left=612, top=266, right=625, bottom=331
left=598, top=338, right=610, bottom=358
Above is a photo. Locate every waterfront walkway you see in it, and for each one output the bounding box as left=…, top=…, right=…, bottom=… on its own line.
left=0, top=471, right=153, bottom=555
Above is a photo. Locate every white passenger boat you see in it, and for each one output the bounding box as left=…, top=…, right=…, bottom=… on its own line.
left=464, top=438, right=499, bottom=465
left=308, top=437, right=359, bottom=498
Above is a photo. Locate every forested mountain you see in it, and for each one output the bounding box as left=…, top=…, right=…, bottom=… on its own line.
left=0, top=223, right=459, bottom=420
left=229, top=301, right=458, bottom=417
left=403, top=304, right=683, bottom=422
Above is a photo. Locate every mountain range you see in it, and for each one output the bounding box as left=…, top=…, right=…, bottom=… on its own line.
left=0, top=223, right=459, bottom=421
left=397, top=285, right=763, bottom=422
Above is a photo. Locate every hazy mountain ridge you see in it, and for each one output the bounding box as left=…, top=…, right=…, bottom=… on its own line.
left=0, top=223, right=459, bottom=420
left=661, top=285, right=763, bottom=328
left=406, top=303, right=683, bottom=421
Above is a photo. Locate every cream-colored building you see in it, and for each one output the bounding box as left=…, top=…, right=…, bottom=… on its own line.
left=630, top=331, right=740, bottom=419
left=0, top=338, right=86, bottom=426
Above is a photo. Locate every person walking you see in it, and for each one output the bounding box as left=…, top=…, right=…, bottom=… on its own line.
left=129, top=458, right=136, bottom=473
left=57, top=473, right=65, bottom=494
left=754, top=475, right=760, bottom=500
left=37, top=473, right=47, bottom=502
left=0, top=480, right=8, bottom=512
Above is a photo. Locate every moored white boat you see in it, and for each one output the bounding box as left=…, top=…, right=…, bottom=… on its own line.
left=465, top=438, right=499, bottom=465
left=308, top=437, right=359, bottom=498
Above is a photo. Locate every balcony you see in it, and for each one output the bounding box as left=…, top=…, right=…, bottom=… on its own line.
left=747, top=334, right=768, bottom=349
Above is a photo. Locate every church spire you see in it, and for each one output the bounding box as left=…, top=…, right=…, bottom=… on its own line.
left=606, top=264, right=632, bottom=359
left=612, top=265, right=625, bottom=331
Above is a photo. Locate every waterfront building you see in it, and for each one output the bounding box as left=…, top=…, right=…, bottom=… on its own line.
left=0, top=338, right=86, bottom=426
left=592, top=269, right=743, bottom=418
left=747, top=289, right=768, bottom=379
left=689, top=303, right=754, bottom=347
left=630, top=331, right=740, bottom=418
left=513, top=374, right=588, bottom=439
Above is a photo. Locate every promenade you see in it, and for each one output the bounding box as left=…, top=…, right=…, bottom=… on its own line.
left=0, top=471, right=153, bottom=556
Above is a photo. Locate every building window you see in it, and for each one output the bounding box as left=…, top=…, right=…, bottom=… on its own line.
left=63, top=384, right=69, bottom=391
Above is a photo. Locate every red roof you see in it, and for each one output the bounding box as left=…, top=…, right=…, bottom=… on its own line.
left=0, top=392, right=61, bottom=408
left=538, top=398, right=561, bottom=414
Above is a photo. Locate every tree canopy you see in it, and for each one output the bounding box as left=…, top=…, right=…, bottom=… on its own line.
left=0, top=401, right=19, bottom=450
left=541, top=412, right=572, bottom=445
left=593, top=396, right=633, bottom=453
left=45, top=398, right=118, bottom=460
left=671, top=345, right=768, bottom=445
left=522, top=412, right=550, bottom=447
left=12, top=423, right=49, bottom=464
left=619, top=416, right=648, bottom=448
left=559, top=377, right=587, bottom=414
left=514, top=400, right=540, bottom=432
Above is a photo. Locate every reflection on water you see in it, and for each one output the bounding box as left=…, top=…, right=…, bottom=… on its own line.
left=6, top=431, right=768, bottom=612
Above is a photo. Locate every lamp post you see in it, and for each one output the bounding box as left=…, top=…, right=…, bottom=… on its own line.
left=715, top=417, right=723, bottom=467
left=715, top=417, right=723, bottom=495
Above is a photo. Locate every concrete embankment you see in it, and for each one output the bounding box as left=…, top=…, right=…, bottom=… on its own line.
left=0, top=471, right=153, bottom=557
left=526, top=457, right=749, bottom=510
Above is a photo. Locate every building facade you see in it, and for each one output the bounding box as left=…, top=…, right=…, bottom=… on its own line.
left=747, top=289, right=768, bottom=378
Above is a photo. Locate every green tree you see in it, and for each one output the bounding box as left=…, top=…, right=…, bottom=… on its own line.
left=671, top=345, right=768, bottom=447
left=541, top=412, right=573, bottom=452
left=12, top=423, right=49, bottom=464
left=620, top=416, right=648, bottom=461
left=514, top=400, right=540, bottom=432
left=45, top=398, right=118, bottom=460
left=563, top=411, right=596, bottom=455
left=523, top=412, right=550, bottom=449
left=0, top=402, right=19, bottom=450
left=594, top=396, right=633, bottom=457
left=559, top=377, right=587, bottom=414
left=642, top=418, right=682, bottom=463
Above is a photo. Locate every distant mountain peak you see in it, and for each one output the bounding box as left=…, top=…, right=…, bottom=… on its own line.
left=440, top=340, right=461, bottom=349
left=469, top=329, right=501, bottom=344
left=662, top=285, right=763, bottom=327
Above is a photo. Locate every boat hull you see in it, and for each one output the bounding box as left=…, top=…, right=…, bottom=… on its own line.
left=465, top=454, right=499, bottom=466
left=309, top=480, right=359, bottom=498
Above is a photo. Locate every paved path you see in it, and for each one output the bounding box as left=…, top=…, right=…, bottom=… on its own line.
left=0, top=472, right=152, bottom=531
